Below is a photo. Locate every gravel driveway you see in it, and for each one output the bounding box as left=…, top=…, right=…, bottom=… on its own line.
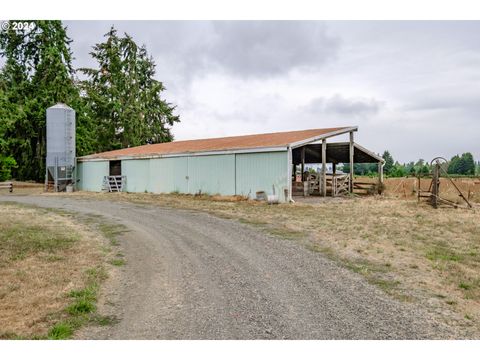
left=1, top=195, right=450, bottom=339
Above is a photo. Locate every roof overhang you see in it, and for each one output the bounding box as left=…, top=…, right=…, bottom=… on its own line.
left=288, top=126, right=358, bottom=149
left=292, top=141, right=384, bottom=164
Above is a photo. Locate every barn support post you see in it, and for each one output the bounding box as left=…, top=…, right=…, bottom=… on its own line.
left=378, top=161, right=384, bottom=194
left=322, top=139, right=327, bottom=197
left=349, top=131, right=354, bottom=193
left=378, top=162, right=384, bottom=184
left=301, top=146, right=305, bottom=180
left=332, top=162, right=337, bottom=197
left=287, top=146, right=294, bottom=203
left=301, top=146, right=306, bottom=196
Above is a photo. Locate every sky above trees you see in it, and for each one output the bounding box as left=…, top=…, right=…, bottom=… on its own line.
left=60, top=21, right=480, bottom=163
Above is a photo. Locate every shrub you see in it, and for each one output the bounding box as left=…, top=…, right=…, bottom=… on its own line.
left=0, top=155, right=17, bottom=181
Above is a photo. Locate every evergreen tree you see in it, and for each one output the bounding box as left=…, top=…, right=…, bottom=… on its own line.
left=381, top=150, right=394, bottom=175
left=0, top=108, right=17, bottom=180
left=448, top=153, right=475, bottom=175
left=0, top=20, right=91, bottom=181
left=79, top=27, right=179, bottom=152
left=461, top=152, right=475, bottom=175
left=447, top=155, right=460, bottom=174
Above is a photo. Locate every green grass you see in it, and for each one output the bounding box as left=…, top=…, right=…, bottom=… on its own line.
left=266, top=227, right=305, bottom=240
left=426, top=246, right=463, bottom=262
left=109, top=258, right=126, bottom=266
left=97, top=222, right=128, bottom=246
left=47, top=266, right=108, bottom=340
left=238, top=218, right=268, bottom=226
left=67, top=299, right=96, bottom=315
left=92, top=315, right=119, bottom=326
left=0, top=223, right=78, bottom=262
left=459, top=282, right=472, bottom=290
left=0, top=203, right=120, bottom=340
left=67, top=287, right=97, bottom=315
left=370, top=278, right=401, bottom=293
left=48, top=322, right=74, bottom=340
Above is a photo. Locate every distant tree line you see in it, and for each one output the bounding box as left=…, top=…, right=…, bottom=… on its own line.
left=0, top=21, right=179, bottom=182
left=341, top=151, right=478, bottom=178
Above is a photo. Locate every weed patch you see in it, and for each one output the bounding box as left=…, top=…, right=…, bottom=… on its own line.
left=109, top=259, right=126, bottom=266
left=47, top=322, right=73, bottom=340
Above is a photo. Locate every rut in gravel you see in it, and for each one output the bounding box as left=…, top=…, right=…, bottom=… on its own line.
left=0, top=195, right=452, bottom=339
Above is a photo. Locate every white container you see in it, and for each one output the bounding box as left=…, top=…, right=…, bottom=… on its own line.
left=267, top=194, right=279, bottom=204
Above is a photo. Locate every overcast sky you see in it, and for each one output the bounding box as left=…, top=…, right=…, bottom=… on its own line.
left=63, top=21, right=479, bottom=163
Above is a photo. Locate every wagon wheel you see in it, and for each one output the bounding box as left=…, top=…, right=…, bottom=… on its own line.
left=429, top=157, right=448, bottom=174
left=429, top=156, right=473, bottom=209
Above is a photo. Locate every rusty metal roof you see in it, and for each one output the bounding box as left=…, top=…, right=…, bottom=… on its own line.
left=79, top=127, right=354, bottom=160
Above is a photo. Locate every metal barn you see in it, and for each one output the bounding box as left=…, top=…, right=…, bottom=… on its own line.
left=76, top=127, right=384, bottom=202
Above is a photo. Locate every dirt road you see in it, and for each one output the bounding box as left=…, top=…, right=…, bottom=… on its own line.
left=0, top=195, right=450, bottom=339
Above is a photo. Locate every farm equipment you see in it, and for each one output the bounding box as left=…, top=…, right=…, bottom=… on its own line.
left=417, top=157, right=472, bottom=209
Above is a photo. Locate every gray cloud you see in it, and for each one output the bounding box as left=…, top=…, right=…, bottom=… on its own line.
left=209, top=21, right=339, bottom=76
left=305, top=95, right=384, bottom=117
left=65, top=21, right=339, bottom=86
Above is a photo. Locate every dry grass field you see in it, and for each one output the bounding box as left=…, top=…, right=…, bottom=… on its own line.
left=62, top=190, right=480, bottom=337
left=0, top=202, right=120, bottom=339
left=2, top=176, right=480, bottom=337
left=360, top=176, right=480, bottom=204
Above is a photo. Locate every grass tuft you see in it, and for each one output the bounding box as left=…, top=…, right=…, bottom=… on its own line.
left=459, top=282, right=472, bottom=290
left=109, top=258, right=126, bottom=266
left=67, top=299, right=96, bottom=315
left=47, top=322, right=74, bottom=340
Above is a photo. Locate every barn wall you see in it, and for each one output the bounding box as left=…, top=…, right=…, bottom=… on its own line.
left=122, top=159, right=150, bottom=193
left=76, top=161, right=108, bottom=192
left=235, top=151, right=288, bottom=202
left=187, top=155, right=235, bottom=195
left=79, top=150, right=289, bottom=201
left=148, top=157, right=188, bottom=193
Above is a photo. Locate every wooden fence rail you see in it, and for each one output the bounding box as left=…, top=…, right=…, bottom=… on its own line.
left=0, top=182, right=13, bottom=192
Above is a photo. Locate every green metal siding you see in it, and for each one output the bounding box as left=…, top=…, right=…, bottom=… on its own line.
left=78, top=150, right=289, bottom=201
left=235, top=151, right=288, bottom=202
left=76, top=161, right=108, bottom=191
left=187, top=155, right=235, bottom=195
left=122, top=159, right=150, bottom=193
left=148, top=157, right=188, bottom=193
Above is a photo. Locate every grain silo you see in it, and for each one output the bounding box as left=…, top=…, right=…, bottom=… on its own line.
left=45, top=103, right=76, bottom=192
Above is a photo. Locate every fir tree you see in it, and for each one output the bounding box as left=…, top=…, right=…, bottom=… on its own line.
left=79, top=27, right=179, bottom=152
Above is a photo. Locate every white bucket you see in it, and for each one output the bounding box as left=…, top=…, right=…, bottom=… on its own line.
left=267, top=194, right=279, bottom=204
